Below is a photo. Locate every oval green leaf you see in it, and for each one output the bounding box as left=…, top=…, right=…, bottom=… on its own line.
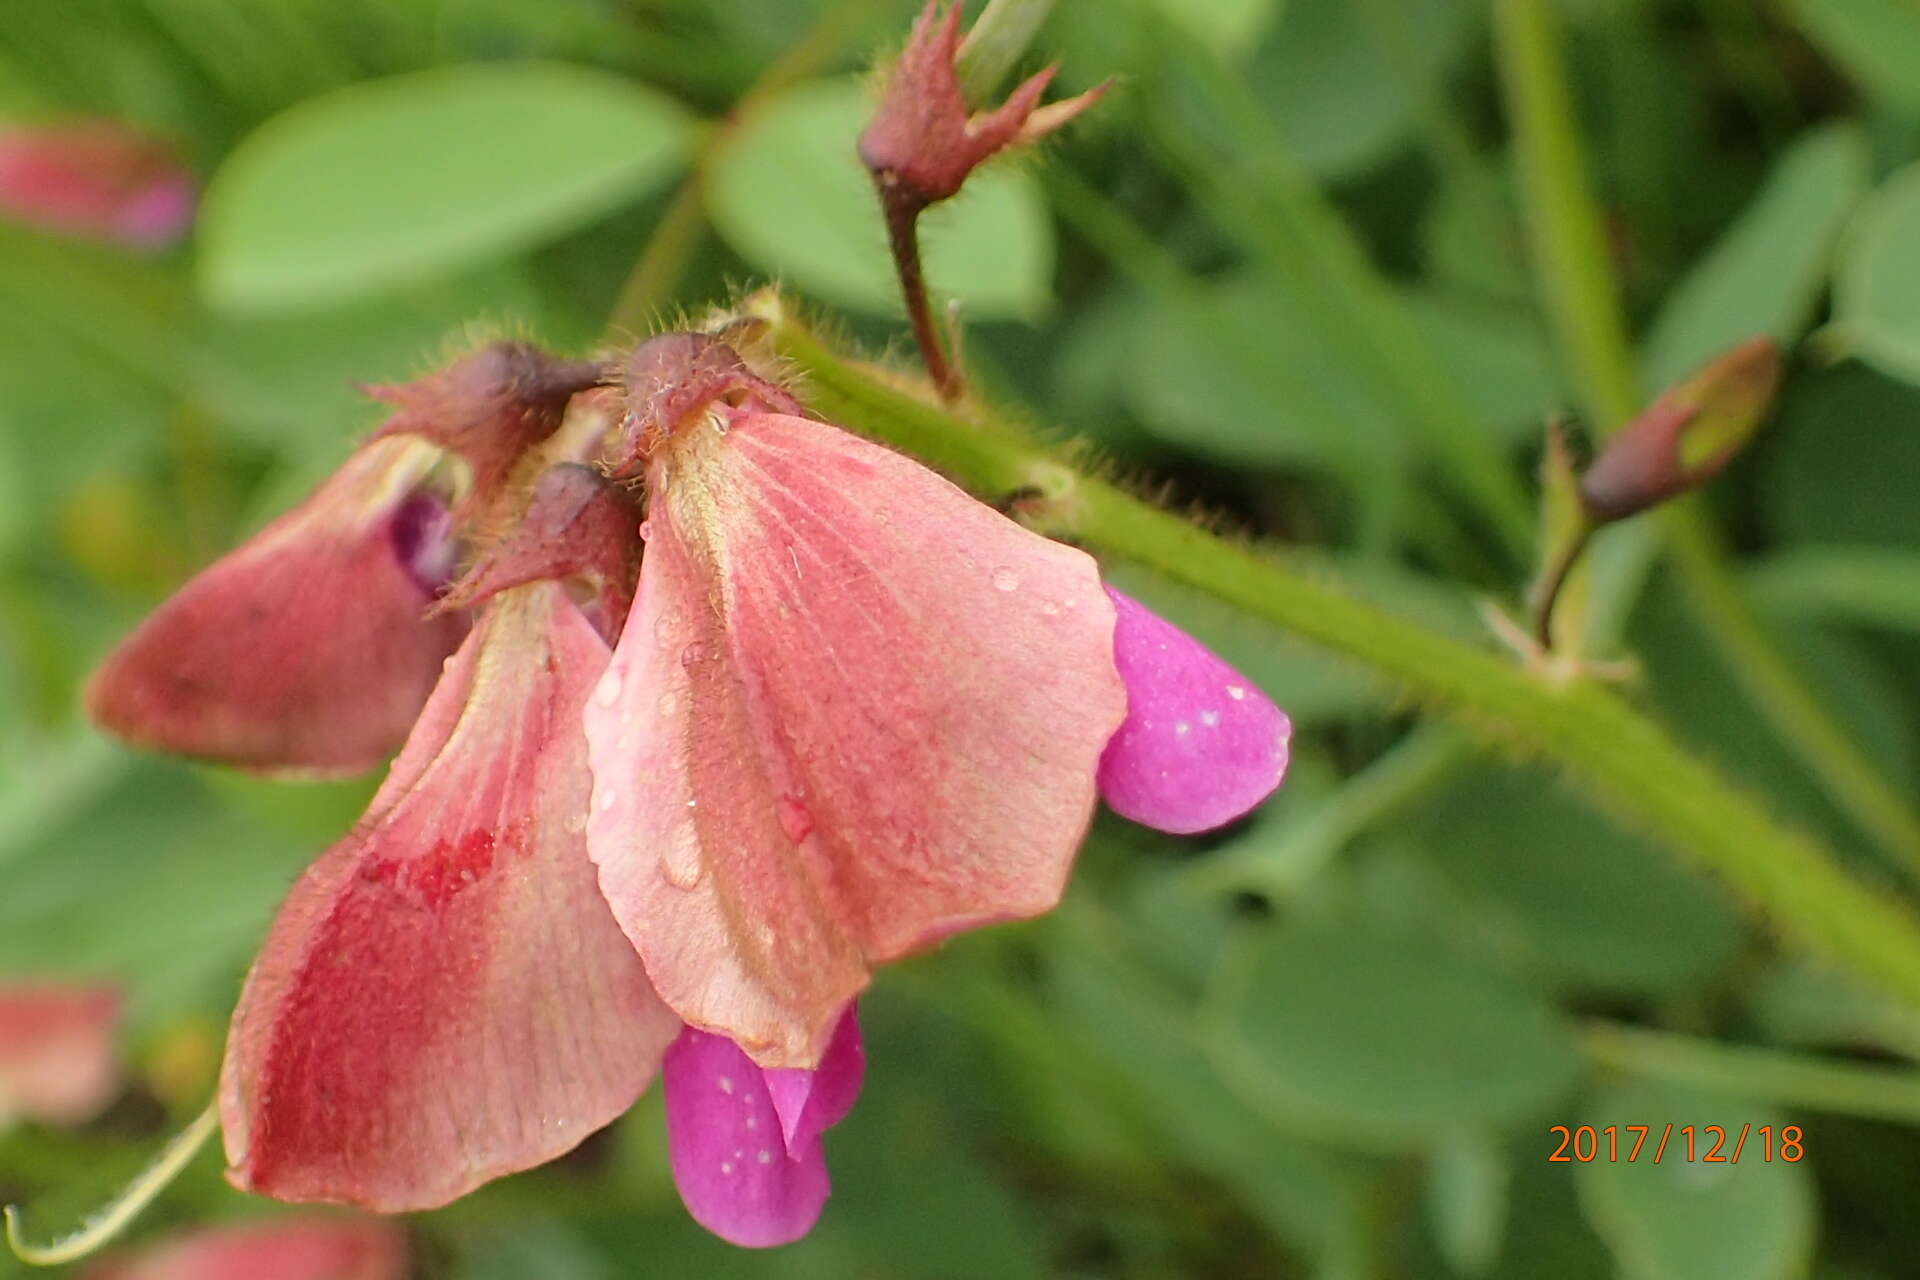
left=1577, top=1080, right=1816, bottom=1280
left=706, top=77, right=1052, bottom=320
left=198, top=63, right=692, bottom=311
left=1215, top=922, right=1582, bottom=1148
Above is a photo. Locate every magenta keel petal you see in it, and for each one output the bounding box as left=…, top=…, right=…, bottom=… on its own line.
left=1096, top=587, right=1291, bottom=834
left=663, top=1028, right=836, bottom=1248
left=763, top=1006, right=865, bottom=1150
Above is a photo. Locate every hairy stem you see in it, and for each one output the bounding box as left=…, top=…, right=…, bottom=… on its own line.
left=1490, top=0, right=1920, bottom=876
left=873, top=183, right=961, bottom=400
left=751, top=295, right=1920, bottom=1016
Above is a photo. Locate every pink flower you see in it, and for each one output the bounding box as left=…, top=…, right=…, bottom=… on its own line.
left=586, top=334, right=1129, bottom=1067
left=0, top=121, right=193, bottom=247
left=85, top=327, right=1289, bottom=1246
left=80, top=1216, right=405, bottom=1280
left=0, top=981, right=121, bottom=1129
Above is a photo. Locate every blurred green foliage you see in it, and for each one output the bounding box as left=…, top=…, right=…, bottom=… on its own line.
left=3, top=0, right=1920, bottom=1276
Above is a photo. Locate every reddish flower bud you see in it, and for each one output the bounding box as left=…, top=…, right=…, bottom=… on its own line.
left=0, top=981, right=120, bottom=1129
left=1579, top=337, right=1784, bottom=522
left=366, top=341, right=604, bottom=513
left=80, top=1217, right=405, bottom=1280
left=0, top=120, right=193, bottom=247
left=86, top=438, right=469, bottom=776
left=858, top=1, right=1106, bottom=213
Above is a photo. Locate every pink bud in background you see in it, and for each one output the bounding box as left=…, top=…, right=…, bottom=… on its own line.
left=664, top=1007, right=865, bottom=1247
left=80, top=1217, right=405, bottom=1280
left=0, top=981, right=121, bottom=1129
left=86, top=437, right=469, bottom=776
left=1097, top=588, right=1291, bottom=834
left=0, top=121, right=193, bottom=247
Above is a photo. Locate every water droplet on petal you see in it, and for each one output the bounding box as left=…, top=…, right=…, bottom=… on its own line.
left=1040, top=600, right=1061, bottom=616
left=598, top=788, right=617, bottom=812
left=1200, top=709, right=1220, bottom=728
left=1227, top=685, right=1247, bottom=700
left=1175, top=721, right=1191, bottom=737
left=594, top=671, right=623, bottom=707
left=719, top=1161, right=734, bottom=1175
left=656, top=690, right=678, bottom=717
left=991, top=566, right=1020, bottom=592
left=681, top=640, right=710, bottom=668
left=757, top=1149, right=773, bottom=1164
left=776, top=794, right=814, bottom=844
left=638, top=519, right=653, bottom=542
left=661, top=824, right=704, bottom=889
left=718, top=1075, right=735, bottom=1095
left=873, top=507, right=892, bottom=526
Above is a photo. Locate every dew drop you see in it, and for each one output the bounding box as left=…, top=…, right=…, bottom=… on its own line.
left=1227, top=685, right=1247, bottom=701
left=661, top=825, right=704, bottom=889
left=680, top=640, right=710, bottom=668
left=1175, top=721, right=1192, bottom=737
left=776, top=794, right=814, bottom=844
left=873, top=507, right=892, bottom=526
left=745, top=1115, right=758, bottom=1129
left=991, top=566, right=1020, bottom=592
left=598, top=788, right=617, bottom=813
left=656, top=690, right=678, bottom=717
left=1039, top=600, right=1061, bottom=616
left=719, top=1161, right=734, bottom=1176
left=757, top=1149, right=773, bottom=1165
left=594, top=671, right=623, bottom=707
left=1200, top=709, right=1221, bottom=728
left=718, top=1075, right=735, bottom=1095
left=638, top=519, right=653, bottom=542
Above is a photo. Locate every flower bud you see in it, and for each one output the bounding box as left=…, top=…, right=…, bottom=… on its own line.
left=857, top=0, right=1106, bottom=214
left=1579, top=337, right=1783, bottom=522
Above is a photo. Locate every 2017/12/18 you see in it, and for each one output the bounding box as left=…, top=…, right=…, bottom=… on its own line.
left=1547, top=1124, right=1803, bottom=1163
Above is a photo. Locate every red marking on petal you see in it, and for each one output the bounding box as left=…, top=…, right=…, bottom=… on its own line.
left=663, top=1027, right=832, bottom=1248
left=221, top=584, right=678, bottom=1210
left=80, top=1216, right=405, bottom=1280
left=86, top=437, right=468, bottom=776
left=0, top=121, right=193, bottom=248
left=1096, top=588, right=1291, bottom=834
left=586, top=412, right=1125, bottom=1066
left=0, top=981, right=120, bottom=1128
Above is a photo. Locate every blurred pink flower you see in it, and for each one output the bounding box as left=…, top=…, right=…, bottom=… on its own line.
left=0, top=981, right=121, bottom=1128
left=80, top=1216, right=405, bottom=1280
left=0, top=121, right=193, bottom=247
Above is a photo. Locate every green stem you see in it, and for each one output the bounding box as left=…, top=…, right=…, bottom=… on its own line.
left=1490, top=0, right=1920, bottom=877
left=1490, top=0, right=1640, bottom=428
left=955, top=0, right=1059, bottom=105
left=1584, top=1022, right=1920, bottom=1125
left=755, top=297, right=1920, bottom=1015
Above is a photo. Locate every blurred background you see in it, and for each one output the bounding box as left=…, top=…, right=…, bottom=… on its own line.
left=3, top=0, right=1920, bottom=1275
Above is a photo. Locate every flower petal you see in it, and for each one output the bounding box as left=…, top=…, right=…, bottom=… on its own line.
left=80, top=1217, right=405, bottom=1280
left=664, top=1027, right=831, bottom=1248
left=86, top=437, right=468, bottom=776
left=762, top=1006, right=864, bottom=1151
left=586, top=413, right=1126, bottom=1067
left=0, top=981, right=120, bottom=1128
left=1096, top=588, right=1290, bottom=834
left=221, top=583, right=678, bottom=1211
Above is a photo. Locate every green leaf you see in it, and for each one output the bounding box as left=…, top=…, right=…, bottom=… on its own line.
left=1406, top=766, right=1745, bottom=998
left=1831, top=159, right=1920, bottom=386
left=1213, top=921, right=1582, bottom=1149
left=197, top=63, right=692, bottom=311
left=705, top=77, right=1051, bottom=319
left=1645, top=123, right=1869, bottom=389
left=1764, top=364, right=1920, bottom=549
left=1576, top=1080, right=1816, bottom=1280
left=1788, top=0, right=1920, bottom=116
